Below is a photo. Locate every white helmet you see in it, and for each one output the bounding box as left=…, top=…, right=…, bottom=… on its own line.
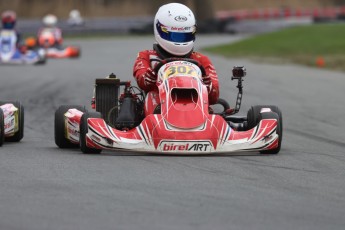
left=154, top=3, right=196, bottom=56
left=69, top=9, right=81, bottom=19
left=43, top=14, right=57, bottom=27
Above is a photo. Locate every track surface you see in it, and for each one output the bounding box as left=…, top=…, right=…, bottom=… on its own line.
left=0, top=35, right=344, bottom=230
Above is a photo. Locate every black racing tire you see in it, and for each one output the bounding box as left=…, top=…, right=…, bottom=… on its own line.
left=246, top=105, right=283, bottom=154
left=247, top=105, right=282, bottom=131
left=80, top=112, right=102, bottom=154
left=246, top=106, right=262, bottom=130
left=34, top=48, right=47, bottom=65
left=35, top=59, right=47, bottom=65
left=259, top=112, right=282, bottom=155
left=34, top=58, right=46, bottom=65
left=55, top=105, right=86, bottom=148
left=0, top=101, right=24, bottom=142
left=0, top=109, right=4, bottom=147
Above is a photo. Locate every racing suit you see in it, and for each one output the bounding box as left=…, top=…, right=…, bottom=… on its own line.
left=37, top=27, right=63, bottom=48
left=133, top=44, right=219, bottom=116
left=0, top=29, right=26, bottom=53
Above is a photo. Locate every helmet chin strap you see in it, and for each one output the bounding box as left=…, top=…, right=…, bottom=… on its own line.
left=153, top=43, right=193, bottom=59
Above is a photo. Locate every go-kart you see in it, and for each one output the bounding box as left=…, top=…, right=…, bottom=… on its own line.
left=0, top=30, right=46, bottom=65
left=34, top=29, right=80, bottom=58
left=55, top=58, right=283, bottom=154
left=41, top=44, right=80, bottom=59
left=0, top=101, right=24, bottom=146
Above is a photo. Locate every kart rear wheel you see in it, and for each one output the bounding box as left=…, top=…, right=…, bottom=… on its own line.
left=55, top=105, right=86, bottom=148
left=35, top=58, right=46, bottom=65
left=0, top=109, right=4, bottom=147
left=247, top=105, right=283, bottom=154
left=0, top=101, right=24, bottom=142
left=34, top=48, right=47, bottom=65
left=80, top=112, right=102, bottom=154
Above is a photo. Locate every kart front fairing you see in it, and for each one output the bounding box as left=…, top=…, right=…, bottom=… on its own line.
left=159, top=77, right=208, bottom=129
left=45, top=46, right=79, bottom=58
left=84, top=113, right=278, bottom=154
left=79, top=61, right=279, bottom=154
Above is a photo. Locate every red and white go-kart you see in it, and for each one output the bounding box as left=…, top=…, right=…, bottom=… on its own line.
left=55, top=58, right=282, bottom=154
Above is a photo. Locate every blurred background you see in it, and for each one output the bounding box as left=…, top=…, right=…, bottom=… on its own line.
left=1, top=2, right=345, bottom=230
left=2, top=0, right=345, bottom=18
left=2, top=0, right=345, bottom=35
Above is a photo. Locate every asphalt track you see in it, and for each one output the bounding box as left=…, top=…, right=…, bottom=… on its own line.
left=0, top=35, right=344, bottom=230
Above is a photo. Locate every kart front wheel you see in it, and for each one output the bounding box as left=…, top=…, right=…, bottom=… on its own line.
left=247, top=105, right=283, bottom=154
left=0, top=101, right=24, bottom=142
left=247, top=105, right=282, bottom=131
left=55, top=105, right=86, bottom=148
left=80, top=112, right=102, bottom=154
left=0, top=109, right=4, bottom=146
left=259, top=111, right=282, bottom=154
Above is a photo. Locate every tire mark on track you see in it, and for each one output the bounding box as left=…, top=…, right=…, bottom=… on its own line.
left=175, top=158, right=319, bottom=175
left=285, top=127, right=345, bottom=148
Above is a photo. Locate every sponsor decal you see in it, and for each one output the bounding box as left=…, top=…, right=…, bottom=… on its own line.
left=159, top=141, right=212, bottom=152
left=170, top=26, right=191, bottom=31
left=4, top=118, right=14, bottom=130
left=174, top=15, right=188, bottom=22
left=91, top=134, right=101, bottom=143
left=67, top=126, right=79, bottom=136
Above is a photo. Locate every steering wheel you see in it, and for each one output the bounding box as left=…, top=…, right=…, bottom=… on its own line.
left=152, top=57, right=207, bottom=77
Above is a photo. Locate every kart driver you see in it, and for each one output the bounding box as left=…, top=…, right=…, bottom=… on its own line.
left=0, top=10, right=27, bottom=54
left=133, top=3, right=219, bottom=116
left=37, top=14, right=63, bottom=48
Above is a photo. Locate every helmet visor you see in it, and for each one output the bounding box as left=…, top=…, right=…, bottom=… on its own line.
left=156, top=22, right=195, bottom=43
left=3, top=22, right=15, bottom=29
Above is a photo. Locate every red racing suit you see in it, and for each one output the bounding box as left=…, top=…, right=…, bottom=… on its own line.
left=133, top=47, right=219, bottom=116
left=37, top=27, right=63, bottom=48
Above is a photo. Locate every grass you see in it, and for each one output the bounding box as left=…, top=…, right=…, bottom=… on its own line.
left=203, top=23, right=345, bottom=71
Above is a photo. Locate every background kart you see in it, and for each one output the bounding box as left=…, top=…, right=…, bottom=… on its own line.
left=43, top=46, right=80, bottom=59
left=27, top=29, right=81, bottom=58
left=0, top=101, right=24, bottom=146
left=0, top=31, right=46, bottom=65
left=55, top=59, right=282, bottom=155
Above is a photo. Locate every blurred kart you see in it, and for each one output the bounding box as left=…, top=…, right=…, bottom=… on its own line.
left=55, top=58, right=283, bottom=154
left=0, top=30, right=46, bottom=65
left=33, top=29, right=80, bottom=58
left=0, top=101, right=24, bottom=146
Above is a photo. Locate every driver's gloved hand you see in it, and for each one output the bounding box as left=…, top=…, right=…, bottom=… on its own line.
left=143, top=68, right=157, bottom=86
left=202, top=75, right=211, bottom=86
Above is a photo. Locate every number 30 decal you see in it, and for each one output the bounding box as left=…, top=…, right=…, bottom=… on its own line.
left=167, top=66, right=196, bottom=77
